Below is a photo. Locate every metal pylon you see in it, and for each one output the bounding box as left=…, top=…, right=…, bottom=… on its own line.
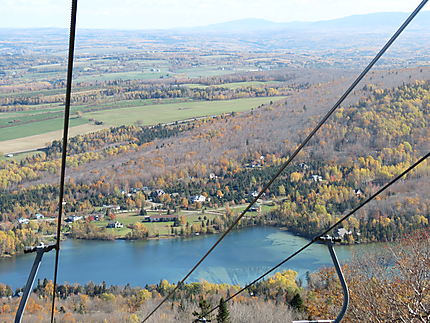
left=14, top=243, right=56, bottom=323
left=293, top=236, right=349, bottom=323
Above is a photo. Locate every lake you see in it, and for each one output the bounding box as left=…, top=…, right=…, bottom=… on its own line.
left=0, top=227, right=380, bottom=289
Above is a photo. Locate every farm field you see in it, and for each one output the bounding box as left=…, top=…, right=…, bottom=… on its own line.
left=84, top=96, right=287, bottom=127
left=1, top=96, right=286, bottom=152
left=75, top=70, right=170, bottom=82
left=0, top=117, right=87, bottom=141
left=0, top=123, right=106, bottom=154
left=184, top=81, right=283, bottom=89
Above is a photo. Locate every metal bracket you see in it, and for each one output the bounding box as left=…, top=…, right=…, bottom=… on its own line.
left=14, top=243, right=56, bottom=323
left=293, top=236, right=349, bottom=323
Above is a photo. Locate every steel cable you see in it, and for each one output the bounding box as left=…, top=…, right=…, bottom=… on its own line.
left=202, top=152, right=430, bottom=317
left=50, top=1, right=78, bottom=322
left=142, top=1, right=428, bottom=321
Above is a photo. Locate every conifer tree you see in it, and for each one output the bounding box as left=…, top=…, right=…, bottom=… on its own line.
left=216, top=297, right=230, bottom=323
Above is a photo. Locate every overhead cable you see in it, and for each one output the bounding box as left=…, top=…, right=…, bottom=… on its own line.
left=202, top=152, right=430, bottom=316
left=50, top=1, right=79, bottom=322
left=141, top=1, right=428, bottom=321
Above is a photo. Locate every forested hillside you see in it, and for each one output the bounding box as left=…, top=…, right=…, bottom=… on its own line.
left=0, top=77, right=429, bottom=255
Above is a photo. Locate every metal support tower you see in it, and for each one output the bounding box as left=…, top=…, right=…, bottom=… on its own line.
left=14, top=243, right=56, bottom=323
left=293, top=236, right=349, bottom=323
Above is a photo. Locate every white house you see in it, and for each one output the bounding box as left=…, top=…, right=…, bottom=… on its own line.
left=107, top=221, right=123, bottom=229
left=155, top=189, right=165, bottom=196
left=299, top=162, right=309, bottom=170
left=18, top=218, right=30, bottom=224
left=309, top=175, right=323, bottom=182
left=336, top=228, right=352, bottom=239
left=354, top=189, right=363, bottom=196
left=190, top=195, right=206, bottom=203
left=65, top=215, right=83, bottom=223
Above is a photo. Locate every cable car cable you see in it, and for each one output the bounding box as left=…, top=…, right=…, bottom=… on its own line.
left=50, top=1, right=79, bottom=322
left=202, top=152, right=430, bottom=317
left=141, top=1, right=428, bottom=320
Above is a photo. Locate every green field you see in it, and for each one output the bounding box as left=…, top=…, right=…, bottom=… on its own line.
left=75, top=70, right=170, bottom=82
left=0, top=117, right=87, bottom=141
left=94, top=211, right=217, bottom=237
left=90, top=202, right=276, bottom=239
left=184, top=81, right=282, bottom=89
left=230, top=203, right=277, bottom=215
left=0, top=96, right=286, bottom=148
left=84, top=96, right=286, bottom=127
left=0, top=150, right=43, bottom=162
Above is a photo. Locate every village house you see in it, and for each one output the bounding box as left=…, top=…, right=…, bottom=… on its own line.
left=87, top=215, right=100, bottom=222
left=299, top=162, right=310, bottom=170
left=309, top=174, right=323, bottom=182
left=249, top=203, right=261, bottom=212
left=251, top=191, right=259, bottom=198
left=209, top=173, right=217, bottom=179
left=143, top=214, right=178, bottom=223
left=18, top=217, right=29, bottom=224
left=65, top=215, right=83, bottom=223
left=190, top=195, right=206, bottom=203
left=354, top=189, right=363, bottom=196
left=336, top=228, right=352, bottom=239
left=107, top=221, right=123, bottom=229
left=154, top=189, right=165, bottom=196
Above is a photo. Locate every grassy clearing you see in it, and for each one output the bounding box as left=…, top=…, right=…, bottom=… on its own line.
left=182, top=84, right=209, bottom=89
left=215, top=81, right=283, bottom=89
left=0, top=88, right=65, bottom=98
left=84, top=96, right=287, bottom=127
left=0, top=111, right=64, bottom=127
left=0, top=117, right=87, bottom=141
left=94, top=202, right=277, bottom=239
left=230, top=203, right=277, bottom=216
left=75, top=70, right=170, bottom=82
left=175, top=67, right=234, bottom=78
left=0, top=96, right=286, bottom=150
left=0, top=150, right=43, bottom=162
left=0, top=123, right=105, bottom=153
left=93, top=210, right=218, bottom=237
left=90, top=98, right=190, bottom=110
left=184, top=81, right=283, bottom=89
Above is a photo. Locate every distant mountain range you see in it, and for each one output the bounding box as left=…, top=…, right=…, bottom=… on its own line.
left=1, top=11, right=429, bottom=35
left=186, top=11, right=430, bottom=33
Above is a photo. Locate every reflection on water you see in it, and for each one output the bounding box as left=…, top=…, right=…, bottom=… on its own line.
left=0, top=227, right=381, bottom=289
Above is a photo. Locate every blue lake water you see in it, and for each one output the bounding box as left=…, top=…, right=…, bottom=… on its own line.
left=0, top=227, right=381, bottom=289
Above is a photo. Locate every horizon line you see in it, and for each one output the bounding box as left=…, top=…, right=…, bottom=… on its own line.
left=0, top=10, right=429, bottom=32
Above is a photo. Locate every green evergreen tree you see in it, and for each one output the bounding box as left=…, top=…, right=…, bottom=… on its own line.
left=216, top=297, right=230, bottom=323
left=192, top=298, right=212, bottom=321
left=290, top=293, right=304, bottom=311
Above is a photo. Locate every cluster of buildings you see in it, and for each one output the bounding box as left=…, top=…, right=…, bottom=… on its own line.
left=18, top=213, right=46, bottom=224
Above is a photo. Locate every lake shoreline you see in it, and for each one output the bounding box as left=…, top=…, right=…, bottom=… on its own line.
left=0, top=226, right=384, bottom=290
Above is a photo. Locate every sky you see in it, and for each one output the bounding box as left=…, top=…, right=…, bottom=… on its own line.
left=0, top=0, right=429, bottom=30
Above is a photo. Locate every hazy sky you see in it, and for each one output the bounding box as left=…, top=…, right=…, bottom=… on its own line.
left=0, top=0, right=429, bottom=29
